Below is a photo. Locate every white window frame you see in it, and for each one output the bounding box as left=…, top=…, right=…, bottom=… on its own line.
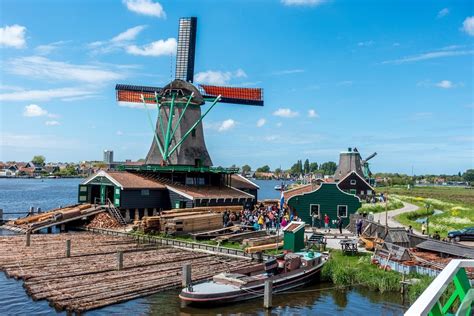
left=350, top=179, right=357, bottom=185
left=141, top=189, right=150, bottom=196
left=337, top=205, right=348, bottom=218
left=310, top=204, right=320, bottom=218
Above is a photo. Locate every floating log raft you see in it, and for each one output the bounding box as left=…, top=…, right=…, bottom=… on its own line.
left=0, top=233, right=259, bottom=313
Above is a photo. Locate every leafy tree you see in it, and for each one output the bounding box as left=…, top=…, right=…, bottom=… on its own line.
left=242, top=165, right=251, bottom=173
left=274, top=167, right=282, bottom=175
left=290, top=160, right=302, bottom=175
left=304, top=159, right=310, bottom=174
left=320, top=161, right=337, bottom=175
left=256, top=165, right=270, bottom=173
left=309, top=162, right=318, bottom=173
left=32, top=155, right=46, bottom=165
left=463, top=169, right=474, bottom=182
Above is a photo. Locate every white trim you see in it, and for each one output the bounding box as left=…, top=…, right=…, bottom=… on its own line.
left=225, top=184, right=256, bottom=199
left=309, top=204, right=320, bottom=218
left=337, top=204, right=348, bottom=218
left=287, top=182, right=362, bottom=204
left=350, top=179, right=357, bottom=185
left=166, top=185, right=194, bottom=200
left=282, top=221, right=305, bottom=233
left=338, top=171, right=375, bottom=192
left=234, top=174, right=260, bottom=189
left=82, top=170, right=123, bottom=189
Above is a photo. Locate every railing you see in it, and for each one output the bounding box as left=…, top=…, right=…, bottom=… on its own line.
left=405, top=259, right=474, bottom=316
left=106, top=199, right=126, bottom=225
left=81, top=227, right=273, bottom=261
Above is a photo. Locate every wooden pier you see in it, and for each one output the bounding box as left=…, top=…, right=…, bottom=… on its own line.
left=0, top=232, right=260, bottom=313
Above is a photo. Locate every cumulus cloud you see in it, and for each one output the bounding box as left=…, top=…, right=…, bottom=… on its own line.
left=435, top=80, right=454, bottom=89
left=218, top=119, right=236, bottom=132
left=8, top=56, right=124, bottom=84
left=256, top=118, right=266, bottom=127
left=45, top=120, right=60, bottom=126
left=437, top=8, right=449, bottom=18
left=126, top=38, right=176, bottom=56
left=281, top=0, right=326, bottom=6
left=462, top=16, right=474, bottom=36
left=89, top=25, right=147, bottom=55
left=0, top=24, right=26, bottom=48
left=195, top=69, right=247, bottom=85
left=23, top=104, right=48, bottom=117
left=273, top=108, right=299, bottom=118
left=308, top=109, right=319, bottom=118
left=123, top=0, right=166, bottom=18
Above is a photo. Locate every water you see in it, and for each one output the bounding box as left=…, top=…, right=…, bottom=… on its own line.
left=253, top=179, right=294, bottom=200
left=0, top=178, right=407, bottom=315
left=414, top=209, right=444, bottom=224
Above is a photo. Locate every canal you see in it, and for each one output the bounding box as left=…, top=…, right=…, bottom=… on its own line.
left=0, top=178, right=408, bottom=315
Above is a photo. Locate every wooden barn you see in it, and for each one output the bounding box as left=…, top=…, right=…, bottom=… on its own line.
left=337, top=171, right=375, bottom=198
left=286, top=183, right=361, bottom=226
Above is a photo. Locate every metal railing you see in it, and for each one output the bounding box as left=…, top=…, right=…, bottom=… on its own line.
left=405, top=259, right=474, bottom=316
left=105, top=199, right=126, bottom=225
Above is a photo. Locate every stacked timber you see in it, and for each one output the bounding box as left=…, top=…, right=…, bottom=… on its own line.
left=213, top=230, right=268, bottom=243
left=161, top=205, right=242, bottom=215
left=137, top=216, right=161, bottom=233
left=163, top=213, right=222, bottom=234
left=86, top=213, right=122, bottom=229
left=245, top=242, right=284, bottom=254
left=242, top=235, right=283, bottom=247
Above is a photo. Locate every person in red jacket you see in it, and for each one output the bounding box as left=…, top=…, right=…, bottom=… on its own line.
left=324, top=214, right=330, bottom=232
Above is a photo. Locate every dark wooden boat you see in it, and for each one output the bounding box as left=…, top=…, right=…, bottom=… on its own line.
left=179, top=251, right=327, bottom=305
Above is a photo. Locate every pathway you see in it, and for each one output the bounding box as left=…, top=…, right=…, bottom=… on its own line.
left=372, top=201, right=420, bottom=232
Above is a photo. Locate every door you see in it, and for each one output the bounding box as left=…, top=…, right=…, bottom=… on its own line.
left=100, top=185, right=106, bottom=204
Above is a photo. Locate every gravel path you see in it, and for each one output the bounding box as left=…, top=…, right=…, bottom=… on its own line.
left=372, top=201, right=419, bottom=231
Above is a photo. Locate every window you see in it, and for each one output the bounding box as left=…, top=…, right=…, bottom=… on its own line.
left=80, top=186, right=87, bottom=192
left=79, top=196, right=87, bottom=202
left=367, top=189, right=372, bottom=195
left=337, top=205, right=348, bottom=217
left=115, top=188, right=120, bottom=195
left=350, top=189, right=356, bottom=195
left=310, top=204, right=320, bottom=217
left=350, top=179, right=357, bottom=185
left=141, top=189, right=150, bottom=196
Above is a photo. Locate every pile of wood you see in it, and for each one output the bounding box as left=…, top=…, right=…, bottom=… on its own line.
left=245, top=242, right=284, bottom=254
left=0, top=233, right=260, bottom=313
left=243, top=235, right=283, bottom=247
left=161, top=205, right=242, bottom=215
left=86, top=212, right=122, bottom=229
left=12, top=204, right=91, bottom=226
left=163, top=213, right=222, bottom=234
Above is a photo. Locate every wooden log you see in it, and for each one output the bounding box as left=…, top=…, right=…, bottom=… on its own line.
left=245, top=242, right=283, bottom=253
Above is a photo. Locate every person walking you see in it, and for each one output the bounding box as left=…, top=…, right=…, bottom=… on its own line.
left=337, top=216, right=343, bottom=235
left=356, top=218, right=363, bottom=237
left=421, top=222, right=426, bottom=235
left=324, top=214, right=330, bottom=232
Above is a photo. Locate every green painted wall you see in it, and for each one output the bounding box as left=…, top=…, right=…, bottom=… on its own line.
left=283, top=228, right=305, bottom=252
left=287, top=183, right=361, bottom=227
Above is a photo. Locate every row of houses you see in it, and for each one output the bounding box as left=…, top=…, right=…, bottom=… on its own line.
left=0, top=161, right=95, bottom=177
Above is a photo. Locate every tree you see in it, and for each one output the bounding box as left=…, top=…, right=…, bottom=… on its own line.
left=274, top=167, right=282, bottom=175
left=320, top=161, right=337, bottom=175
left=242, top=165, right=251, bottom=174
left=309, top=162, right=318, bottom=173
left=463, top=169, right=474, bottom=182
left=32, top=155, right=46, bottom=165
left=304, top=159, right=310, bottom=174
left=256, top=165, right=270, bottom=173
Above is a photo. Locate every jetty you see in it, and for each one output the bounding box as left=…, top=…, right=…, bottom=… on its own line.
left=0, top=232, right=261, bottom=313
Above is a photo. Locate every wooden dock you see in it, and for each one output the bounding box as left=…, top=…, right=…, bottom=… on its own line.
left=0, top=232, right=260, bottom=313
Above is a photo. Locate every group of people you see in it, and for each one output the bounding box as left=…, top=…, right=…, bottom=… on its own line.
left=222, top=203, right=300, bottom=231
left=313, top=213, right=346, bottom=234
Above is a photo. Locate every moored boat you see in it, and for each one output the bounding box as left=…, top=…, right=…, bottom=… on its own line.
left=179, top=251, right=327, bottom=305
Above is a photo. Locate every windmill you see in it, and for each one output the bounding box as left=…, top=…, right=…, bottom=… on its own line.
left=116, top=17, right=264, bottom=167
left=362, top=152, right=377, bottom=178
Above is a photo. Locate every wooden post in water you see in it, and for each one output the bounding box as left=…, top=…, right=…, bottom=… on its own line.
left=26, top=231, right=31, bottom=247
left=117, top=251, right=123, bottom=270
left=0, top=209, right=3, bottom=222
left=29, top=206, right=34, bottom=216
left=66, top=240, right=71, bottom=258
left=264, top=279, right=272, bottom=309
left=182, top=264, right=192, bottom=287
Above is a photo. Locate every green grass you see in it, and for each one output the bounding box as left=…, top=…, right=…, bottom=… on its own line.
left=357, top=196, right=404, bottom=214
left=385, top=186, right=474, bottom=207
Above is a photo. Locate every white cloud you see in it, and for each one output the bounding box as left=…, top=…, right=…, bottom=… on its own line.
left=462, top=16, right=474, bottom=36
left=435, top=80, right=453, bottom=89
left=272, top=69, right=305, bottom=75
left=218, top=119, right=236, bottom=132
left=34, top=41, right=69, bottom=55
left=195, top=69, right=247, bottom=85
left=126, top=38, right=176, bottom=56
left=437, top=8, right=449, bottom=18
left=23, top=104, right=48, bottom=117
left=0, top=87, right=97, bottom=102
left=382, top=48, right=474, bottom=64
left=117, top=101, right=155, bottom=109
left=281, top=0, right=326, bottom=6
left=273, top=108, right=299, bottom=118
left=256, top=118, right=266, bottom=127
left=8, top=56, right=124, bottom=83
left=123, top=0, right=166, bottom=18
left=0, top=24, right=26, bottom=48
left=112, top=25, right=147, bottom=42
left=308, top=109, right=319, bottom=118
left=357, top=40, right=374, bottom=47
left=45, top=120, right=60, bottom=126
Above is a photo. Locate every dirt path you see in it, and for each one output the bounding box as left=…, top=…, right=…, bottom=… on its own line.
left=372, top=201, right=420, bottom=233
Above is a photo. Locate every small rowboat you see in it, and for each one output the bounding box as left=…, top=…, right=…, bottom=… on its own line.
left=179, top=251, right=328, bottom=305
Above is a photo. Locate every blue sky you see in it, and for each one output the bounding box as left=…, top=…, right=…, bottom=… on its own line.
left=0, top=0, right=473, bottom=174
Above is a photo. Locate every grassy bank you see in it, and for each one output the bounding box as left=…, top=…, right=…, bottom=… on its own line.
left=384, top=186, right=474, bottom=207
left=357, top=196, right=404, bottom=214
left=322, top=250, right=433, bottom=302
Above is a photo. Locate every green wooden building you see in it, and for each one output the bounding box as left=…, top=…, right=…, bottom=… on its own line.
left=283, top=221, right=306, bottom=252
left=287, top=183, right=361, bottom=227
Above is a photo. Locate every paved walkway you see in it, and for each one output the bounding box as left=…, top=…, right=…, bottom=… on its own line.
left=372, top=201, right=420, bottom=232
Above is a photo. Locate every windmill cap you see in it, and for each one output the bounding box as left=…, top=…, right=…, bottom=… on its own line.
left=160, top=79, right=204, bottom=105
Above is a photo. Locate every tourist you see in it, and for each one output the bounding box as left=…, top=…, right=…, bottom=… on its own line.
left=421, top=222, right=426, bottom=235
left=281, top=216, right=288, bottom=228
left=258, top=214, right=264, bottom=230
left=356, top=218, right=363, bottom=236
left=433, top=231, right=440, bottom=240
left=324, top=214, right=330, bottom=232
left=337, top=216, right=343, bottom=235
left=407, top=225, right=413, bottom=234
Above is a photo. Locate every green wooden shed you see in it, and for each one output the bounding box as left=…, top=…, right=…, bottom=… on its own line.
left=283, top=221, right=306, bottom=252
left=287, top=183, right=361, bottom=227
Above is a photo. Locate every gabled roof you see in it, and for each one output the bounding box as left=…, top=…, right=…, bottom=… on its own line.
left=416, top=240, right=474, bottom=259
left=287, top=182, right=362, bottom=204
left=283, top=184, right=318, bottom=201
left=166, top=183, right=255, bottom=201
left=337, top=171, right=375, bottom=191
left=231, top=174, right=260, bottom=189
left=82, top=170, right=166, bottom=189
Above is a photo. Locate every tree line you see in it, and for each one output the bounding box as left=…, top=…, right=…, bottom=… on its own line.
left=242, top=159, right=338, bottom=176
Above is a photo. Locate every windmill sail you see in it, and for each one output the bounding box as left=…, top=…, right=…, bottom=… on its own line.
left=175, top=17, right=197, bottom=82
